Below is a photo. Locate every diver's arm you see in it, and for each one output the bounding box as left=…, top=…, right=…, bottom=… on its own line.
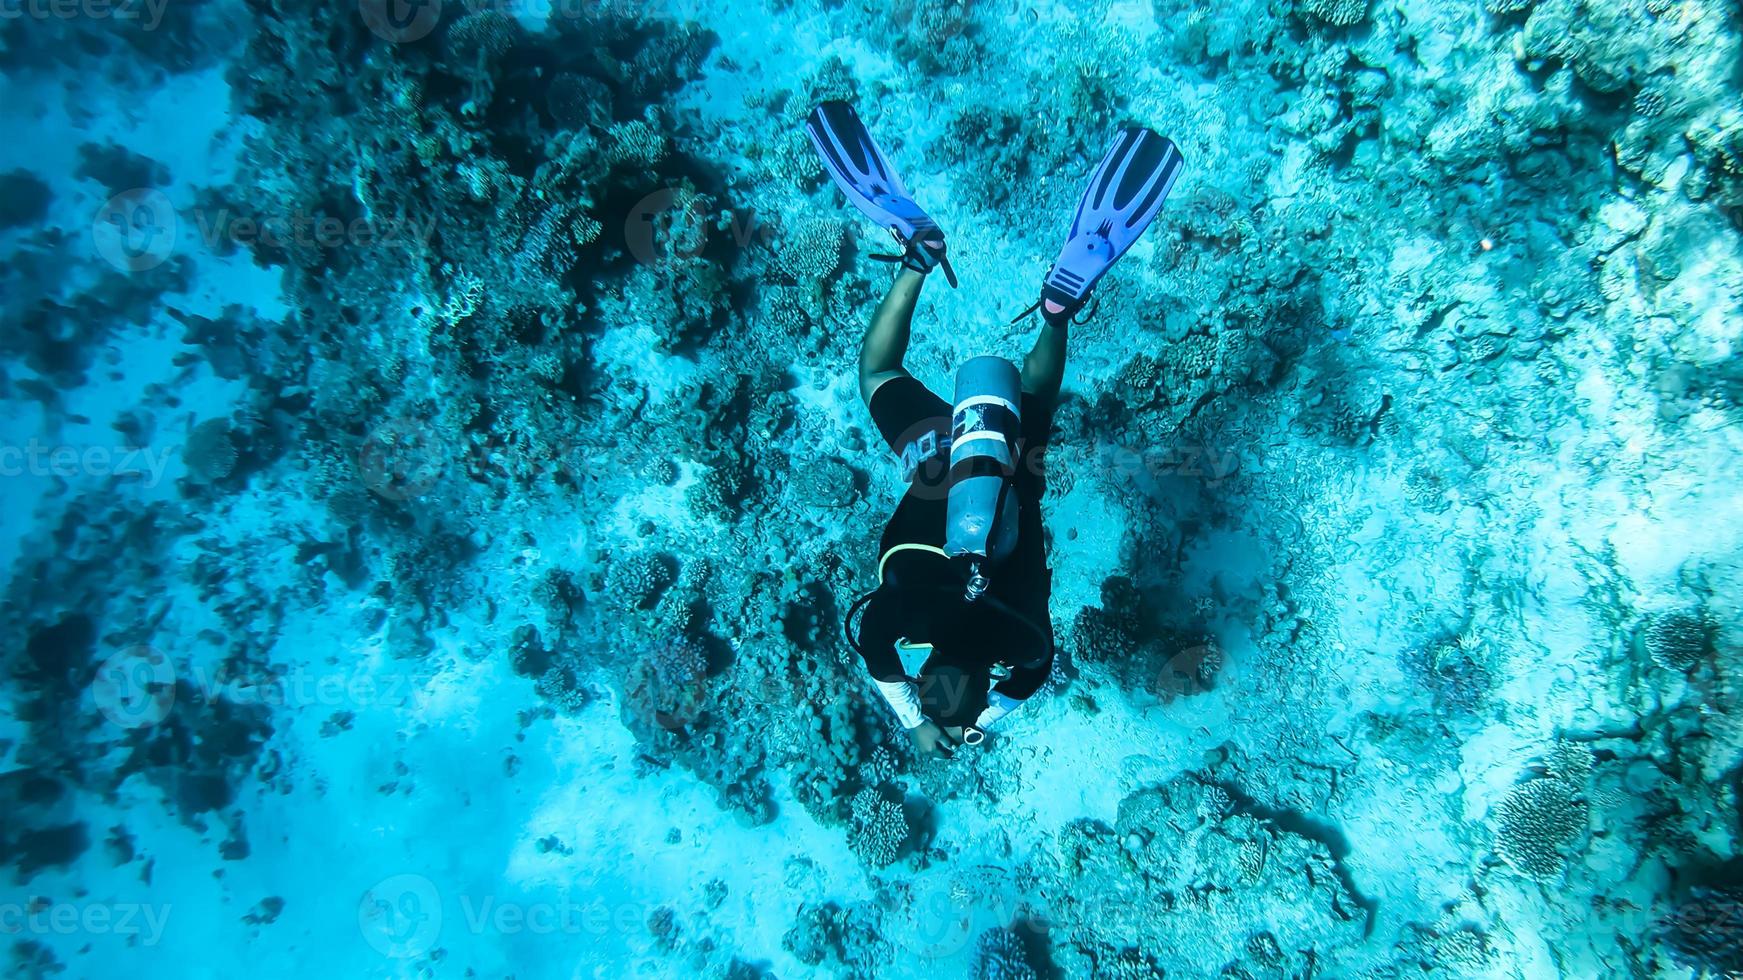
left=873, top=678, right=926, bottom=729
left=859, top=267, right=927, bottom=404
left=859, top=616, right=953, bottom=753
left=1019, top=317, right=1067, bottom=410
left=873, top=669, right=955, bottom=756
left=856, top=595, right=926, bottom=729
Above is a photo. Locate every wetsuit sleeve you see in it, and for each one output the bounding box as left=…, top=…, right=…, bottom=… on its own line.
left=856, top=592, right=926, bottom=729
left=976, top=649, right=1054, bottom=728
left=974, top=691, right=1022, bottom=728
left=875, top=679, right=926, bottom=729
left=855, top=592, right=906, bottom=682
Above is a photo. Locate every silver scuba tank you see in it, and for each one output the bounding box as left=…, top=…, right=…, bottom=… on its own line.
left=945, top=355, right=1022, bottom=567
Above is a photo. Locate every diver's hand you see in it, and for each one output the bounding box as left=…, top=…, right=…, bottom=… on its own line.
left=909, top=720, right=956, bottom=759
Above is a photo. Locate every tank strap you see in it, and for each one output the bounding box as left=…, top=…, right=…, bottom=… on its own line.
left=845, top=542, right=1052, bottom=669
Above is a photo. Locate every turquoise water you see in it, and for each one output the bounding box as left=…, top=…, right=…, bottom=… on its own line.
left=2, top=1, right=1742, bottom=977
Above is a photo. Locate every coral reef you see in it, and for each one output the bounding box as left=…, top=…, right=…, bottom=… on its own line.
left=3, top=0, right=1741, bottom=976
left=971, top=927, right=1039, bottom=980
left=1641, top=608, right=1711, bottom=672
left=1492, top=771, right=1589, bottom=880
left=1027, top=774, right=1367, bottom=977
left=1658, top=884, right=1743, bottom=976
left=847, top=786, right=911, bottom=869
left=781, top=901, right=888, bottom=976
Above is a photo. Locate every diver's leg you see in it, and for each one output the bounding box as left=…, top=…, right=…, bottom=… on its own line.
left=859, top=266, right=929, bottom=405
left=1019, top=316, right=1067, bottom=411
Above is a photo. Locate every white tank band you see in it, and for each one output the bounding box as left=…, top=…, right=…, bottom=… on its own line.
left=953, top=394, right=1019, bottom=415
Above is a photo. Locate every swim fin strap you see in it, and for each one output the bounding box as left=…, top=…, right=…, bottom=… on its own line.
left=804, top=100, right=957, bottom=287
left=1030, top=127, right=1185, bottom=324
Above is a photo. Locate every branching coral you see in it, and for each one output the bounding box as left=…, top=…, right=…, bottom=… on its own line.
left=1493, top=777, right=1587, bottom=880
left=621, top=640, right=709, bottom=736
left=605, top=552, right=678, bottom=612
left=607, top=118, right=670, bottom=169
left=444, top=10, right=523, bottom=75
left=1641, top=608, right=1710, bottom=672
left=1072, top=576, right=1146, bottom=667
left=791, top=457, right=862, bottom=510
left=689, top=451, right=758, bottom=521
left=534, top=664, right=592, bottom=716
left=775, top=218, right=847, bottom=295
left=847, top=786, right=911, bottom=868
left=1300, top=0, right=1368, bottom=27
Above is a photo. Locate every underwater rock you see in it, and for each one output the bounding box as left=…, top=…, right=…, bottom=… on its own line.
left=1033, top=773, right=1366, bottom=977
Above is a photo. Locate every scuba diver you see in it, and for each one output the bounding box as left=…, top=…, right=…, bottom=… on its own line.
left=807, top=101, right=1184, bottom=759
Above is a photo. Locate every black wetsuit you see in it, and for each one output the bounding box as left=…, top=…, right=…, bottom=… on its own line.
left=856, top=376, right=1056, bottom=702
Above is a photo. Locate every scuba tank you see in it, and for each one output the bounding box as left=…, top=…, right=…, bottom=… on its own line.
left=944, top=356, right=1022, bottom=597
left=846, top=355, right=1049, bottom=668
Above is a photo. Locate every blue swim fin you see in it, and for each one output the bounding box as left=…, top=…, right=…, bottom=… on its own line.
left=1021, top=127, right=1184, bottom=324
left=805, top=101, right=958, bottom=286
